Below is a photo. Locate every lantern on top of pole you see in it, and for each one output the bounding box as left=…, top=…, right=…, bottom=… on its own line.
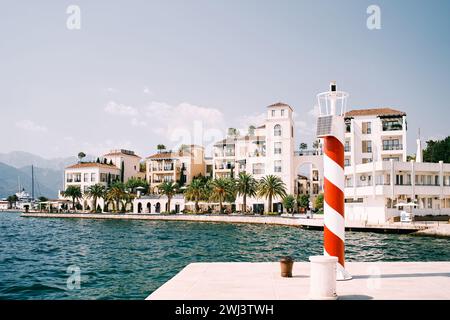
left=316, top=81, right=352, bottom=281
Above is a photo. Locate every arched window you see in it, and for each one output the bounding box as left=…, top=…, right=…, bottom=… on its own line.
left=274, top=124, right=282, bottom=136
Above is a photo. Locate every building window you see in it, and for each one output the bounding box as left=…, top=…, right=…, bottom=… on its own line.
left=274, top=124, right=282, bottom=136
left=100, top=173, right=108, bottom=182
left=362, top=158, right=372, bottom=164
left=271, top=110, right=275, bottom=117
left=274, top=160, right=282, bottom=173
left=74, top=173, right=81, bottom=182
left=281, top=109, right=284, bottom=116
left=252, top=163, right=265, bottom=175
left=383, top=139, right=402, bottom=151
left=344, top=140, right=350, bottom=152
left=274, top=142, right=282, bottom=154
left=66, top=173, right=73, bottom=183
left=344, top=159, right=350, bottom=167
left=91, top=173, right=96, bottom=182
left=84, top=173, right=89, bottom=182
left=362, top=140, right=372, bottom=153
left=362, top=122, right=371, bottom=134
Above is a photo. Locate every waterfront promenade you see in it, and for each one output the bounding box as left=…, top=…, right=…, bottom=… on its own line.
left=147, top=261, right=450, bottom=300
left=20, top=212, right=448, bottom=235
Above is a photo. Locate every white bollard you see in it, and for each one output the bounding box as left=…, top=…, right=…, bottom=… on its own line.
left=309, top=255, right=338, bottom=300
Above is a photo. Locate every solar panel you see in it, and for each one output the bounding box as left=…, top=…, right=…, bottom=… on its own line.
left=316, top=115, right=333, bottom=137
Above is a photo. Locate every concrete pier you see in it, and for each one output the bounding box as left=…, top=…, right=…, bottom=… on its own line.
left=20, top=212, right=436, bottom=234
left=147, top=262, right=450, bottom=300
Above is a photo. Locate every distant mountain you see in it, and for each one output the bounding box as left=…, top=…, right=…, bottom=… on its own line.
left=0, top=162, right=60, bottom=199
left=0, top=151, right=94, bottom=171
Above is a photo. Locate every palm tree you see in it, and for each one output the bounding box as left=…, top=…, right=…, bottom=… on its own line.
left=107, top=182, right=126, bottom=212
left=184, top=178, right=205, bottom=213
left=87, top=184, right=106, bottom=212
left=125, top=177, right=149, bottom=194
left=257, top=175, right=287, bottom=213
left=158, top=181, right=178, bottom=213
left=77, top=152, right=86, bottom=163
left=157, top=144, right=166, bottom=153
left=209, top=178, right=235, bottom=214
left=236, top=172, right=257, bottom=213
left=299, top=143, right=308, bottom=150
left=62, top=185, right=82, bottom=211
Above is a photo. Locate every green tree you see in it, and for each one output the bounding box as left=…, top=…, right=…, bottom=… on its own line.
left=125, top=177, right=149, bottom=193
left=158, top=181, right=178, bottom=213
left=184, top=178, right=206, bottom=213
left=209, top=178, right=235, bottom=214
left=248, top=125, right=256, bottom=136
left=283, top=195, right=296, bottom=213
left=7, top=195, right=18, bottom=208
left=299, top=143, right=308, bottom=150
left=227, top=128, right=239, bottom=137
left=157, top=144, right=166, bottom=153
left=62, top=185, right=82, bottom=211
left=78, top=152, right=86, bottom=163
left=87, top=184, right=106, bottom=213
left=315, top=194, right=324, bottom=212
left=297, top=194, right=310, bottom=212
left=107, top=181, right=126, bottom=212
left=236, top=172, right=258, bottom=213
left=257, top=175, right=287, bottom=213
left=423, top=137, right=450, bottom=163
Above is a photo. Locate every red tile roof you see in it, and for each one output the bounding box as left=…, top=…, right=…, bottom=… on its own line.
left=345, top=108, right=406, bottom=117
left=147, top=152, right=178, bottom=159
left=66, top=162, right=119, bottom=170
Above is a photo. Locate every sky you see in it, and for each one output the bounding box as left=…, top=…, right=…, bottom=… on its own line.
left=0, top=0, right=449, bottom=159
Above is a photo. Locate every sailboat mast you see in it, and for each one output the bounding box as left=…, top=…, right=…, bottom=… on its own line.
left=31, top=165, right=34, bottom=200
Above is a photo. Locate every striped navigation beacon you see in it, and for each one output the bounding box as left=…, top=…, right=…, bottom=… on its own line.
left=316, top=81, right=352, bottom=281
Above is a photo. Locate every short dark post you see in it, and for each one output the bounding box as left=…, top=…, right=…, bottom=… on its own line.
left=280, top=256, right=294, bottom=277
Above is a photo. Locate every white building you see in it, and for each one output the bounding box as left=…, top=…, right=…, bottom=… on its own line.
left=0, top=200, right=9, bottom=210
left=132, top=103, right=449, bottom=223
left=210, top=102, right=322, bottom=213
left=60, top=149, right=144, bottom=211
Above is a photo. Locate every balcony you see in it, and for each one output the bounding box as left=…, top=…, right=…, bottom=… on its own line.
left=383, top=144, right=403, bottom=151
left=294, top=150, right=321, bottom=156
left=382, top=123, right=403, bottom=131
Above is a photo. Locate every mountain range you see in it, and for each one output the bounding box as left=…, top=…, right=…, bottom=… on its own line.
left=0, top=151, right=92, bottom=199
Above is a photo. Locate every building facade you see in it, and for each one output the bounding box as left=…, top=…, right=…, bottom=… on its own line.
left=145, top=145, right=205, bottom=192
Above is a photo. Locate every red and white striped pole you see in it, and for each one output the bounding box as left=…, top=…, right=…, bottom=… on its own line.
left=317, top=81, right=351, bottom=281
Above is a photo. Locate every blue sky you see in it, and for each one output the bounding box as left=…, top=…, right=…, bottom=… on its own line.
left=1, top=0, right=449, bottom=158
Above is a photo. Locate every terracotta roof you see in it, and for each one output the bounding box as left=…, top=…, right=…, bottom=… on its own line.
left=147, top=152, right=178, bottom=159
left=345, top=108, right=406, bottom=118
left=267, top=102, right=293, bottom=110
left=66, top=162, right=120, bottom=170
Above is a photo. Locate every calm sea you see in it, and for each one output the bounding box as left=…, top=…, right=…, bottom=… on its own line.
left=0, top=212, right=449, bottom=299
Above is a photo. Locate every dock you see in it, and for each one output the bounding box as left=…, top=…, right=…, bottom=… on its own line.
left=147, top=261, right=450, bottom=300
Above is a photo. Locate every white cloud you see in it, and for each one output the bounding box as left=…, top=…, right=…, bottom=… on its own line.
left=131, top=118, right=147, bottom=127
left=15, top=120, right=48, bottom=132
left=143, top=87, right=153, bottom=95
left=104, top=101, right=138, bottom=116
left=236, top=112, right=266, bottom=133
left=144, top=101, right=226, bottom=151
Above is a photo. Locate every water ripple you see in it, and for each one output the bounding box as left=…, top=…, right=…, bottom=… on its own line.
left=0, top=212, right=449, bottom=299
